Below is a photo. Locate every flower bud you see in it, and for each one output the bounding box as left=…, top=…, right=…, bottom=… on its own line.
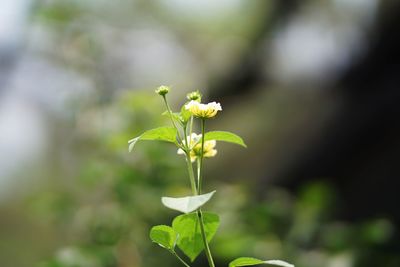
left=155, top=85, right=170, bottom=96
left=186, top=90, right=202, bottom=102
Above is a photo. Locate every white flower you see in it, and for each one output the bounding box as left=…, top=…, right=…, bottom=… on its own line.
left=177, top=133, right=217, bottom=162
left=185, top=101, right=222, bottom=119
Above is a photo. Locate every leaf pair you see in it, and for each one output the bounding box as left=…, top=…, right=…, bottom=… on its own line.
left=128, top=126, right=247, bottom=152
left=150, top=212, right=220, bottom=262
left=149, top=227, right=295, bottom=267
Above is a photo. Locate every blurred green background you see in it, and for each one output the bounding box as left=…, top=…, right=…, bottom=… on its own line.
left=1, top=0, right=400, bottom=267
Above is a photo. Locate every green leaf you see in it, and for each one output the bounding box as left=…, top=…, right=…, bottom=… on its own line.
left=229, top=257, right=264, bottom=267
left=263, top=260, right=294, bottom=267
left=204, top=131, right=247, bottom=148
left=229, top=257, right=294, bottom=267
left=128, top=126, right=177, bottom=152
left=172, top=212, right=219, bottom=262
left=149, top=225, right=177, bottom=250
left=162, top=191, right=216, bottom=214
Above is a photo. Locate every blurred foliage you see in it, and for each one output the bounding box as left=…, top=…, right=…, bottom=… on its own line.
left=28, top=91, right=189, bottom=267
left=1, top=91, right=390, bottom=267
left=0, top=1, right=399, bottom=267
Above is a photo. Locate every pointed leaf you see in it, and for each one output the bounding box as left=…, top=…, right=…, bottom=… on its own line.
left=264, top=260, right=294, bottom=267
left=128, top=126, right=177, bottom=152
left=149, top=225, right=177, bottom=250
left=229, top=257, right=294, bottom=267
left=229, top=257, right=264, bottom=267
left=172, top=212, right=219, bottom=262
left=162, top=191, right=216, bottom=214
left=204, top=131, right=247, bottom=148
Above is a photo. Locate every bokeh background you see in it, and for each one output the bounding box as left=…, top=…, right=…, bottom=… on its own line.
left=1, top=0, right=399, bottom=267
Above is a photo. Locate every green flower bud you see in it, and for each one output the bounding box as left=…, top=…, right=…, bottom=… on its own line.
left=155, top=85, right=170, bottom=96
left=186, top=90, right=202, bottom=102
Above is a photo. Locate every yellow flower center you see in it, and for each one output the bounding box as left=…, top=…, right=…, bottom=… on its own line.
left=177, top=133, right=217, bottom=162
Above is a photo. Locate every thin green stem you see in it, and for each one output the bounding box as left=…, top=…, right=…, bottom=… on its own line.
left=162, top=96, right=183, bottom=143
left=196, top=118, right=215, bottom=267
left=185, top=152, right=198, bottom=195
left=171, top=250, right=191, bottom=267
left=196, top=158, right=201, bottom=190
left=183, top=117, right=214, bottom=267
left=198, top=119, right=206, bottom=194
left=197, top=210, right=215, bottom=267
left=188, top=116, right=193, bottom=144
left=183, top=124, right=198, bottom=195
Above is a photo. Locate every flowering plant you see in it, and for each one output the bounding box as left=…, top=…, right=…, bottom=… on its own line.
left=129, top=86, right=294, bottom=267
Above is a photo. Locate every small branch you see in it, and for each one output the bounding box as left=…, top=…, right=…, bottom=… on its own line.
left=162, top=96, right=184, bottom=143
left=171, top=250, right=191, bottom=267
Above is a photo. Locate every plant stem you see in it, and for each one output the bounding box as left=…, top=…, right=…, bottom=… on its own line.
left=197, top=210, right=215, bottom=267
left=189, top=116, right=193, bottom=144
left=185, top=157, right=215, bottom=267
left=198, top=119, right=206, bottom=194
left=162, top=96, right=183, bottom=143
left=184, top=118, right=215, bottom=267
left=183, top=123, right=198, bottom=195
left=171, top=250, right=191, bottom=267
left=185, top=152, right=198, bottom=195
left=196, top=158, right=201, bottom=190
left=196, top=118, right=216, bottom=267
